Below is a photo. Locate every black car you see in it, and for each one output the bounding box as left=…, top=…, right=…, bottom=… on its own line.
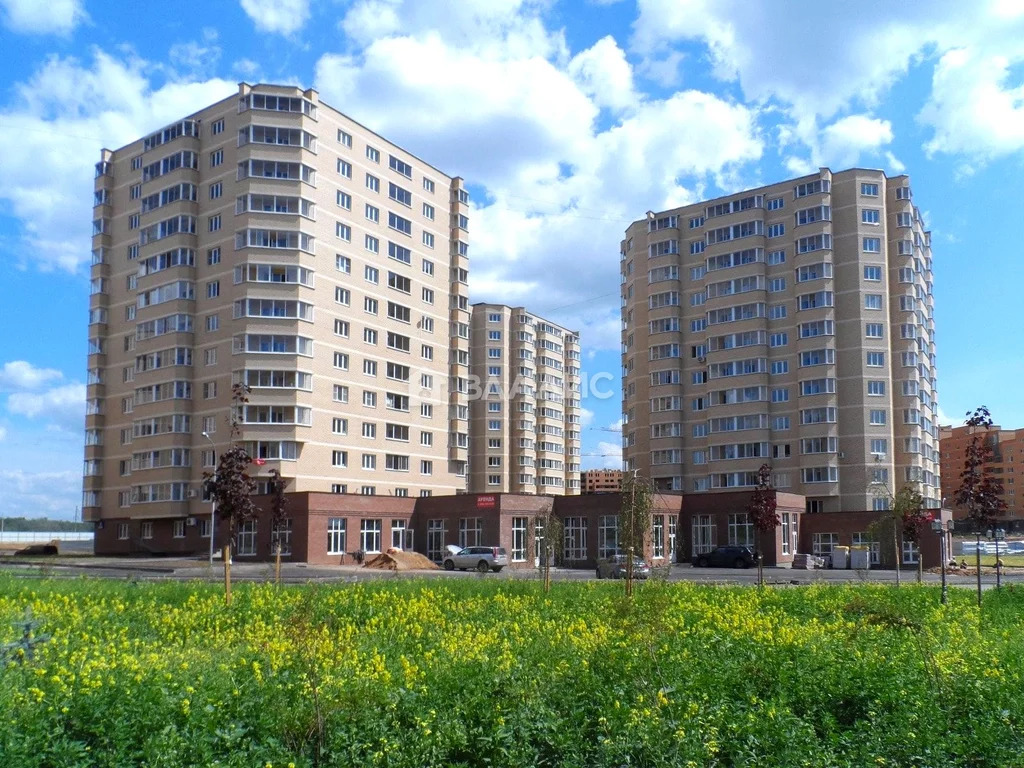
left=693, top=546, right=757, bottom=569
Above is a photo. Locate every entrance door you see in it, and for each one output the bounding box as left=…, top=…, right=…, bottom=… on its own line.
left=403, top=528, right=414, bottom=551
left=692, top=515, right=715, bottom=558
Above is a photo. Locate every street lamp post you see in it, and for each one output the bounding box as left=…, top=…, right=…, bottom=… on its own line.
left=931, top=518, right=954, bottom=605
left=987, top=527, right=1006, bottom=590
left=202, top=431, right=217, bottom=566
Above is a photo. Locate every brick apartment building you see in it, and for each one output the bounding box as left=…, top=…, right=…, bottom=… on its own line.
left=581, top=469, right=623, bottom=494
left=940, top=424, right=1023, bottom=520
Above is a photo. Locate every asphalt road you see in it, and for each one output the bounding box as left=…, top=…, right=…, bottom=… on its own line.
left=0, top=555, right=1018, bottom=590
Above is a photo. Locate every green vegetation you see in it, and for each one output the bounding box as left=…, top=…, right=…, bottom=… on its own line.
left=2, top=576, right=1023, bottom=767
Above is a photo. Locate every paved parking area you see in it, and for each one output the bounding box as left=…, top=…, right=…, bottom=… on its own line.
left=1, top=555, right=1018, bottom=590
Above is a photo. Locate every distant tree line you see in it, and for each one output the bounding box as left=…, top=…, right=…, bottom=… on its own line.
left=1, top=517, right=92, bottom=532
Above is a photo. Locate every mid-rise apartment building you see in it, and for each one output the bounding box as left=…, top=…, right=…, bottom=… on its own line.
left=84, top=83, right=471, bottom=534
left=581, top=469, right=624, bottom=494
left=620, top=168, right=940, bottom=513
left=940, top=424, right=1023, bottom=519
left=468, top=304, right=581, bottom=494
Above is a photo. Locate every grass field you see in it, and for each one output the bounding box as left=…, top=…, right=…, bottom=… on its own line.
left=2, top=576, right=1024, bottom=767
left=967, top=553, right=1024, bottom=568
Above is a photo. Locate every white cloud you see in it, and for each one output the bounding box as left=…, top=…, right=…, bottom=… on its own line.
left=0, top=360, right=63, bottom=390
left=920, top=47, right=1024, bottom=159
left=315, top=27, right=760, bottom=352
left=169, top=28, right=222, bottom=79
left=338, top=0, right=563, bottom=58
left=0, top=49, right=235, bottom=272
left=568, top=36, right=637, bottom=112
left=239, top=0, right=310, bottom=36
left=0, top=468, right=82, bottom=519
left=7, top=382, right=85, bottom=432
left=817, top=114, right=894, bottom=168
left=0, top=425, right=7, bottom=442
left=0, top=0, right=86, bottom=35
left=630, top=0, right=1024, bottom=165
left=595, top=440, right=623, bottom=469
left=579, top=407, right=595, bottom=429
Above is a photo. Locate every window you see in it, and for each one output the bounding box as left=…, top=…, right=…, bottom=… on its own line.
left=363, top=391, right=377, bottom=408
left=338, top=130, right=352, bottom=147
left=337, top=223, right=351, bottom=241
left=769, top=277, right=786, bottom=292
left=207, top=281, right=220, bottom=298
left=422, top=287, right=434, bottom=304
left=337, top=191, right=351, bottom=209
left=727, top=513, right=754, bottom=547
left=866, top=351, right=885, bottom=367
left=365, top=203, right=379, bottom=223
left=863, top=237, right=881, bottom=253
left=423, top=178, right=435, bottom=193
left=364, top=265, right=379, bottom=284
left=365, top=235, right=379, bottom=254
left=869, top=409, right=887, bottom=425
left=767, top=223, right=785, bottom=238
left=332, top=417, right=348, bottom=434
left=211, top=149, right=223, bottom=167
left=366, top=146, right=380, bottom=163
left=211, top=119, right=224, bottom=135
left=332, top=450, right=348, bottom=467
left=366, top=173, right=379, bottom=193
left=865, top=294, right=883, bottom=309
left=766, top=197, right=784, bottom=211
left=388, top=212, right=412, bottom=235
left=364, top=328, right=378, bottom=344
left=207, top=247, right=221, bottom=266
left=772, top=387, right=789, bottom=402
left=361, top=519, right=382, bottom=553
left=862, top=209, right=880, bottom=224
left=327, top=518, right=346, bottom=555
left=770, top=332, right=788, bottom=347
left=422, top=232, right=434, bottom=248
left=363, top=360, right=377, bottom=376
left=767, top=249, right=785, bottom=265
left=861, top=183, right=879, bottom=196
left=870, top=439, right=888, bottom=455
left=420, top=460, right=433, bottom=475
left=865, top=323, right=884, bottom=338
left=769, top=304, right=787, bottom=320
left=812, top=533, right=839, bottom=559
left=209, top=215, right=221, bottom=232
left=563, top=517, right=587, bottom=561
left=338, top=160, right=352, bottom=178
left=771, top=360, right=789, bottom=375
left=237, top=520, right=257, bottom=556
left=867, top=380, right=885, bottom=396
left=336, top=254, right=351, bottom=273
left=333, top=385, right=349, bottom=403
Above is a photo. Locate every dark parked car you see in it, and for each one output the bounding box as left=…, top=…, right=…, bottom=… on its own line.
left=596, top=553, right=652, bottom=580
left=693, top=546, right=757, bottom=569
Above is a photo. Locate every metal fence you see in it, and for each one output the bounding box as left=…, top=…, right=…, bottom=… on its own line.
left=0, top=531, right=94, bottom=543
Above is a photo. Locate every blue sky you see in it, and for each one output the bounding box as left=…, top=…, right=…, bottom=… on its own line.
left=1, top=0, right=1022, bottom=518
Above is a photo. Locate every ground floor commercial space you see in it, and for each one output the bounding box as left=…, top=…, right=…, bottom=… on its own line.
left=92, top=490, right=952, bottom=569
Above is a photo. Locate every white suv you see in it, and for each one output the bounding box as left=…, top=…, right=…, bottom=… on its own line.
left=442, top=546, right=509, bottom=573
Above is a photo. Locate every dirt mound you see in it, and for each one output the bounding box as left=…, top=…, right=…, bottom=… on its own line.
left=363, top=548, right=440, bottom=571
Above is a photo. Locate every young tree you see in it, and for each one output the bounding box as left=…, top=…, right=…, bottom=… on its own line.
left=746, top=463, right=778, bottom=586
left=268, top=468, right=289, bottom=584
left=532, top=511, right=563, bottom=593
left=895, top=485, right=929, bottom=583
left=620, top=471, right=652, bottom=597
left=203, top=384, right=257, bottom=603
left=954, top=406, right=1007, bottom=606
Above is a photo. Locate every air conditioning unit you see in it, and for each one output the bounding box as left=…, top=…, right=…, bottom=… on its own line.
left=186, top=517, right=197, bottom=526
left=187, top=490, right=198, bottom=499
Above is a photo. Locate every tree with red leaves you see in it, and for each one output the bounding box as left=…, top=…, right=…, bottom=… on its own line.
left=954, top=406, right=1007, bottom=606
left=746, top=464, right=778, bottom=585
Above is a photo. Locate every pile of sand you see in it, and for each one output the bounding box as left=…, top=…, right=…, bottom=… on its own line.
left=362, top=548, right=440, bottom=571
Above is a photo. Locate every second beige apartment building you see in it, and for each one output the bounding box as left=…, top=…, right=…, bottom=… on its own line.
left=620, top=167, right=940, bottom=514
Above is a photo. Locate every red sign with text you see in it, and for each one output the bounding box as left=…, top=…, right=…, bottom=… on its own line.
left=476, top=495, right=497, bottom=509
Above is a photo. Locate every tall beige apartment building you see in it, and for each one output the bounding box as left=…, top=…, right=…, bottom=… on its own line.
left=84, top=83, right=471, bottom=529
left=468, top=304, right=582, bottom=495
left=621, top=168, right=940, bottom=513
